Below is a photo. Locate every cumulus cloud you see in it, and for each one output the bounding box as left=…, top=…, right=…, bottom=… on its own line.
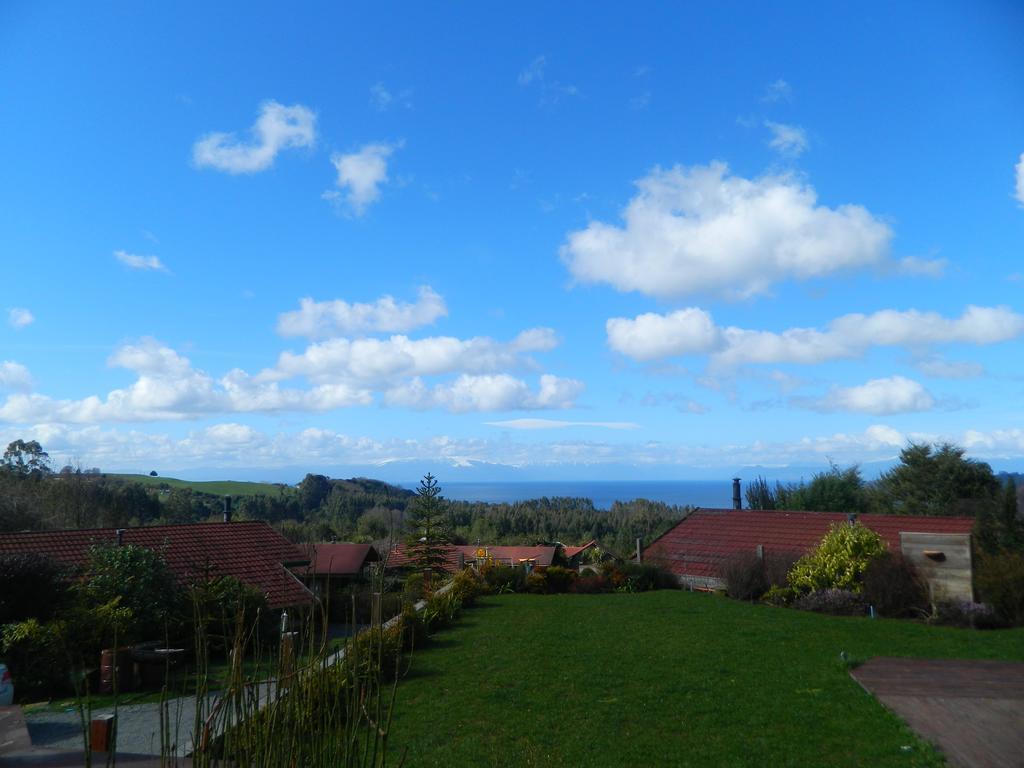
left=808, top=376, right=935, bottom=415
left=607, top=304, right=1024, bottom=369
left=0, top=322, right=576, bottom=423
left=266, top=328, right=559, bottom=385
left=193, top=101, right=315, bottom=174
left=606, top=308, right=720, bottom=361
left=277, top=286, right=447, bottom=338
left=327, top=142, right=399, bottom=215
left=385, top=373, right=583, bottom=413
left=1016, top=153, right=1024, bottom=205
left=561, top=163, right=892, bottom=299
left=0, top=362, right=32, bottom=391
left=114, top=250, right=169, bottom=272
left=765, top=121, right=808, bottom=157
left=8, top=308, right=33, bottom=328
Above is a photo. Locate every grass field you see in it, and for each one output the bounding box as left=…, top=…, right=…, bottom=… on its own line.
left=108, top=474, right=287, bottom=497
left=389, top=592, right=1024, bottom=767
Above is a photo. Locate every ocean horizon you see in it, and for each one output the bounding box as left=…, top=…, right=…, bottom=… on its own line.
left=400, top=480, right=734, bottom=510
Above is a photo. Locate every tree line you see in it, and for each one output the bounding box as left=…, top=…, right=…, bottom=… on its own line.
left=743, top=442, right=1023, bottom=554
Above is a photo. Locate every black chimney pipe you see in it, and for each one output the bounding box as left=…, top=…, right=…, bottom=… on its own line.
left=115, top=528, right=125, bottom=546
left=732, top=478, right=742, bottom=510
left=223, top=495, right=232, bottom=523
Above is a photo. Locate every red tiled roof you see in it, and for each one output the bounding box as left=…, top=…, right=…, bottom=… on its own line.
left=643, top=509, right=975, bottom=580
left=0, top=521, right=314, bottom=609
left=301, top=543, right=380, bottom=576
left=564, top=540, right=597, bottom=559
left=385, top=544, right=560, bottom=571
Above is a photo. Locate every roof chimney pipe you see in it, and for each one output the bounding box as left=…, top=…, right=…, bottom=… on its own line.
left=223, top=495, right=232, bottom=523
left=115, top=528, right=125, bottom=546
left=732, top=478, right=742, bottom=510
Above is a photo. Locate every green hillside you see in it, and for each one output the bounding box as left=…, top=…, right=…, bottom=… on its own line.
left=107, top=474, right=288, bottom=497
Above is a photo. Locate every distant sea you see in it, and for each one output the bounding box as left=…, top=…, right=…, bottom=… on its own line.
left=404, top=481, right=732, bottom=510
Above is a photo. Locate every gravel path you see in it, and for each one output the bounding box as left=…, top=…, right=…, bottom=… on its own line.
left=24, top=694, right=213, bottom=757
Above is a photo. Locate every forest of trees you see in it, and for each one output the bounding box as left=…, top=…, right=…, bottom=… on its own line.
left=2, top=438, right=1021, bottom=558
left=0, top=440, right=688, bottom=557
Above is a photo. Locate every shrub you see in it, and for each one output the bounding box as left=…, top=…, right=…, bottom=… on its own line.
left=188, top=575, right=271, bottom=654
left=862, top=552, right=928, bottom=618
left=403, top=571, right=425, bottom=599
left=792, top=589, right=867, bottom=616
left=614, top=562, right=679, bottom=591
left=525, top=572, right=547, bottom=594
left=422, top=590, right=462, bottom=632
left=543, top=566, right=576, bottom=594
left=0, top=553, right=68, bottom=623
left=787, top=523, right=886, bottom=594
left=569, top=573, right=612, bottom=594
left=721, top=552, right=768, bottom=601
left=449, top=568, right=486, bottom=606
left=975, top=552, right=1024, bottom=626
left=80, top=543, right=182, bottom=643
left=0, top=618, right=68, bottom=699
left=932, top=600, right=1004, bottom=629
left=761, top=585, right=795, bottom=606
left=481, top=564, right=527, bottom=594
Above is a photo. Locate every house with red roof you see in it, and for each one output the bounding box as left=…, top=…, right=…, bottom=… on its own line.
left=0, top=521, right=314, bottom=609
left=642, top=509, right=975, bottom=600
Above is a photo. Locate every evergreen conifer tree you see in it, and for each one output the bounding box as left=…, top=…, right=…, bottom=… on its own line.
left=405, top=473, right=452, bottom=574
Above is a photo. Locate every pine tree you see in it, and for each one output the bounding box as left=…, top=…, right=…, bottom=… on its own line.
left=405, top=474, right=452, bottom=574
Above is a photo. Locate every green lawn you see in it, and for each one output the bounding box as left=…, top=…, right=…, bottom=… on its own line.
left=108, top=473, right=287, bottom=497
left=389, top=592, right=1024, bottom=767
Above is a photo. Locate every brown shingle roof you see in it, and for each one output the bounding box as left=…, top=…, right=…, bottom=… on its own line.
left=0, top=521, right=314, bottom=609
left=301, top=543, right=380, bottom=576
left=643, top=508, right=975, bottom=580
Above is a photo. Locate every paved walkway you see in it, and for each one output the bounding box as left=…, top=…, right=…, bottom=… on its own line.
left=23, top=694, right=212, bottom=758
left=850, top=657, right=1024, bottom=768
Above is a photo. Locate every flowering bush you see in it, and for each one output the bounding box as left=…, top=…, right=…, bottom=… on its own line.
left=787, top=523, right=886, bottom=594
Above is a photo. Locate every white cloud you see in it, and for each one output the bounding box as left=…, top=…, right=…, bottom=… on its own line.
left=0, top=322, right=573, bottom=423
left=8, top=420, right=1024, bottom=475
left=0, top=362, right=32, bottom=391
left=267, top=328, right=558, bottom=385
left=608, top=304, right=1024, bottom=368
left=277, top=286, right=447, bottom=338
left=762, top=79, right=792, bottom=103
left=8, top=308, right=34, bottom=328
left=765, top=121, right=808, bottom=157
left=517, top=55, right=578, bottom=103
left=561, top=163, right=892, bottom=299
left=606, top=309, right=720, bottom=361
left=370, top=82, right=412, bottom=111
left=385, top=373, right=583, bottom=413
left=811, top=376, right=935, bottom=415
left=1016, top=152, right=1024, bottom=205
left=114, top=250, right=169, bottom=272
left=328, top=142, right=398, bottom=215
left=193, top=101, right=316, bottom=174
left=518, top=55, right=546, bottom=85
left=896, top=255, right=946, bottom=278
left=486, top=418, right=639, bottom=430
left=913, top=355, right=984, bottom=379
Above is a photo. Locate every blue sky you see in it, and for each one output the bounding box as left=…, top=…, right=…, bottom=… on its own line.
left=2, top=2, right=1023, bottom=480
